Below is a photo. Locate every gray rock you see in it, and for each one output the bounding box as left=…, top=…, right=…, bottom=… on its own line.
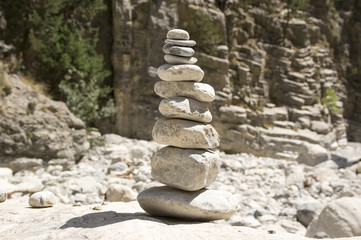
left=29, top=191, right=57, bottom=208
left=163, top=44, right=194, bottom=57
left=158, top=64, right=204, bottom=82
left=165, top=39, right=196, bottom=47
left=306, top=197, right=361, bottom=238
left=137, top=186, right=238, bottom=221
left=297, top=201, right=324, bottom=227
left=105, top=184, right=137, bottom=202
left=0, top=193, right=6, bottom=203
left=164, top=54, right=197, bottom=64
left=5, top=158, right=43, bottom=173
left=154, top=81, right=215, bottom=102
left=0, top=75, right=87, bottom=162
left=151, top=147, right=221, bottom=191
left=297, top=142, right=329, bottom=166
left=311, top=121, right=330, bottom=134
left=159, top=97, right=212, bottom=123
left=166, top=29, right=189, bottom=40
left=152, top=118, right=220, bottom=149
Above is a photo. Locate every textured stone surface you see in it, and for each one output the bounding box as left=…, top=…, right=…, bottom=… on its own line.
left=105, top=184, right=137, bottom=202
left=165, top=39, right=196, bottom=47
left=137, top=186, right=238, bottom=220
left=163, top=44, right=194, bottom=57
left=164, top=54, right=197, bottom=64
left=1, top=197, right=345, bottom=240
left=151, top=147, right=221, bottom=191
left=158, top=97, right=212, bottom=123
left=29, top=191, right=57, bottom=208
left=306, top=197, right=361, bottom=238
left=152, top=118, right=220, bottom=149
left=158, top=64, right=204, bottom=82
left=0, top=75, right=88, bottom=162
left=296, top=142, right=329, bottom=166
left=154, top=81, right=215, bottom=102
left=0, top=193, right=6, bottom=203
left=167, top=29, right=189, bottom=40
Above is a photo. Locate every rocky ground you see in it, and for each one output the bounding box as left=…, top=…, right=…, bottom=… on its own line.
left=1, top=133, right=361, bottom=238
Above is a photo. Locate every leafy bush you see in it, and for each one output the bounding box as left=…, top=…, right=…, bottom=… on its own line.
left=188, top=11, right=222, bottom=55
left=0, top=0, right=113, bottom=126
left=322, top=88, right=341, bottom=115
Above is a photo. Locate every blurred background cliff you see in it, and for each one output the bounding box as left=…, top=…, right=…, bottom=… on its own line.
left=1, top=0, right=361, bottom=161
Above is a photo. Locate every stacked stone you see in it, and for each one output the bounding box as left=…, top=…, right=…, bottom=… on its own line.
left=137, top=29, right=237, bottom=221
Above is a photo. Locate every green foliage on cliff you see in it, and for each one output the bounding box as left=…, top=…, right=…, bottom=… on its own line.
left=188, top=11, right=222, bottom=55
left=0, top=0, right=114, bottom=126
left=322, top=89, right=341, bottom=115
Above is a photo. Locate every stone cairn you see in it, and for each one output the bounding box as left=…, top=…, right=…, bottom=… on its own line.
left=138, top=29, right=238, bottom=221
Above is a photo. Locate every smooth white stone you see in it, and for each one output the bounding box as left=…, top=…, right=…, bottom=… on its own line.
left=152, top=118, right=220, bottom=149
left=166, top=29, right=189, bottom=40
left=159, top=97, right=212, bottom=123
left=154, top=81, right=215, bottom=102
left=151, top=147, right=221, bottom=191
left=163, top=44, right=194, bottom=57
left=137, top=186, right=238, bottom=221
left=158, top=64, right=204, bottom=82
left=29, top=191, right=57, bottom=208
left=165, top=39, right=196, bottom=47
left=164, top=54, right=197, bottom=64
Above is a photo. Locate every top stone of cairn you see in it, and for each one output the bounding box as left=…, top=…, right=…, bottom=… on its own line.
left=167, top=29, right=189, bottom=40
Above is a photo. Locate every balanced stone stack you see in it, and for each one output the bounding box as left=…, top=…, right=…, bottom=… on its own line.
left=137, top=29, right=237, bottom=221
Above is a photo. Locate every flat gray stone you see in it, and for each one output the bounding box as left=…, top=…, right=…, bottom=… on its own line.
left=137, top=186, right=238, bottom=221
left=154, top=81, right=215, bottom=102
left=163, top=44, right=194, bottom=57
left=152, top=118, right=220, bottom=149
left=159, top=97, right=212, bottom=123
left=164, top=54, right=197, bottom=64
left=165, top=39, right=196, bottom=47
left=151, top=147, right=221, bottom=191
left=167, top=29, right=189, bottom=40
left=29, top=191, right=57, bottom=208
left=158, top=64, right=204, bottom=82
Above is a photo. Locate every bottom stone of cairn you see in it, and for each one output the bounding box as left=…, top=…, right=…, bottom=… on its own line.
left=137, top=186, right=238, bottom=221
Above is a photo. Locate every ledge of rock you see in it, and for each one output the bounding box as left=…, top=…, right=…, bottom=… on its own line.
left=0, top=74, right=88, bottom=168
left=2, top=197, right=358, bottom=240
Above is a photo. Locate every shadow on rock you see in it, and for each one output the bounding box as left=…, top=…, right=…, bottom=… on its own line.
left=59, top=211, right=204, bottom=229
left=59, top=211, right=163, bottom=229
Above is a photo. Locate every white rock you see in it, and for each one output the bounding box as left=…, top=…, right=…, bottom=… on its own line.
left=158, top=64, right=204, bottom=82
left=29, top=191, right=57, bottom=208
left=306, top=197, right=361, bottom=238
left=163, top=44, right=194, bottom=57
left=165, top=39, right=196, bottom=47
left=137, top=186, right=238, bottom=221
left=159, top=97, right=212, bottom=123
left=166, top=29, right=189, bottom=40
left=151, top=147, right=221, bottom=191
left=164, top=54, right=197, bottom=64
left=0, top=167, right=13, bottom=178
left=152, top=118, right=220, bottom=149
left=105, top=184, right=137, bottom=202
left=154, top=81, right=215, bottom=102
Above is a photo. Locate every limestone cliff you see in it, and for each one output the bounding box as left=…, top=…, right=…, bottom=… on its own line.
left=108, top=0, right=360, bottom=161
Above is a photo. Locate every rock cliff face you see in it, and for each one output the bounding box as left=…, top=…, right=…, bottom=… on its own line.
left=110, top=0, right=360, bottom=160
left=0, top=74, right=88, bottom=171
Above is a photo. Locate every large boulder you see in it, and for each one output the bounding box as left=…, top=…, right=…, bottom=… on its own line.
left=0, top=74, right=88, bottom=168
left=296, top=142, right=329, bottom=166
left=306, top=197, right=361, bottom=238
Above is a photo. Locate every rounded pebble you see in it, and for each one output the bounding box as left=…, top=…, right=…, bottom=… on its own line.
left=166, top=29, right=189, bottom=40
left=164, top=54, right=197, bottom=64
left=29, top=191, right=57, bottom=208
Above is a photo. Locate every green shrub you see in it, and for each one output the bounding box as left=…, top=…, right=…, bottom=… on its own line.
left=321, top=88, right=341, bottom=115
left=187, top=11, right=222, bottom=55
left=0, top=0, right=113, bottom=126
